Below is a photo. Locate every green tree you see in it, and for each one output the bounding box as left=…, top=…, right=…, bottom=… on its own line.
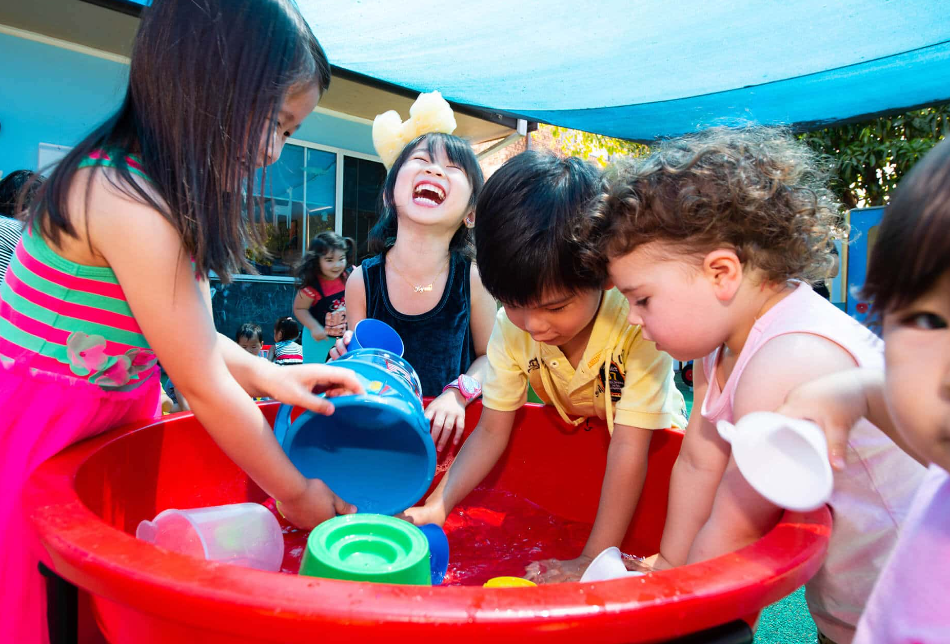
left=542, top=124, right=650, bottom=166
left=799, top=105, right=949, bottom=208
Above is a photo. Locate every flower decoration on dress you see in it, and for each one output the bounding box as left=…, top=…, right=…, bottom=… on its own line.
left=64, top=332, right=157, bottom=389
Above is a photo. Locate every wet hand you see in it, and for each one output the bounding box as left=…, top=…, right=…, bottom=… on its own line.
left=256, top=361, right=364, bottom=414
left=524, top=555, right=593, bottom=584
left=277, top=478, right=356, bottom=530
left=400, top=500, right=447, bottom=528
left=425, top=389, right=467, bottom=451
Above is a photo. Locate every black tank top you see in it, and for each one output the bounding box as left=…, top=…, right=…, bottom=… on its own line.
left=361, top=252, right=475, bottom=397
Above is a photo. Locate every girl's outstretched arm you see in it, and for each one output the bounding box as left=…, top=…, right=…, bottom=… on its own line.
left=88, top=174, right=359, bottom=528
left=686, top=332, right=858, bottom=564
left=328, top=267, right=366, bottom=359
left=293, top=290, right=327, bottom=341
left=654, top=364, right=730, bottom=569
left=426, top=263, right=496, bottom=450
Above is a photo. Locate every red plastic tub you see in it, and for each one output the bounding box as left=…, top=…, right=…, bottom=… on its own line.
left=25, top=401, right=831, bottom=643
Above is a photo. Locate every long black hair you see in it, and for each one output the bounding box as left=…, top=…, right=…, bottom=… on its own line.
left=367, top=133, right=484, bottom=259
left=28, top=0, right=330, bottom=283
left=294, top=231, right=355, bottom=297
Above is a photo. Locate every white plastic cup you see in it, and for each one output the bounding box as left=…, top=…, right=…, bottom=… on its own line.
left=136, top=503, right=284, bottom=571
left=580, top=547, right=644, bottom=583
left=716, top=411, right=834, bottom=512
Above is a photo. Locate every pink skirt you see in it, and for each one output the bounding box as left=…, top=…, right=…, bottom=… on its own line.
left=0, top=359, right=160, bottom=644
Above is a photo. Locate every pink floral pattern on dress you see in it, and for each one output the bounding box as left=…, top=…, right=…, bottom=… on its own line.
left=63, top=332, right=156, bottom=389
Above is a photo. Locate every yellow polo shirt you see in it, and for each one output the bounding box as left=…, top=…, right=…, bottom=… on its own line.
left=482, top=288, right=686, bottom=433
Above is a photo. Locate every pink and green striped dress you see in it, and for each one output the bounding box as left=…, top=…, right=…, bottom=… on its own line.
left=0, top=151, right=161, bottom=644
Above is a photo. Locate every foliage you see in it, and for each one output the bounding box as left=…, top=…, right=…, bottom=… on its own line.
left=541, top=124, right=650, bottom=166
left=799, top=105, right=949, bottom=208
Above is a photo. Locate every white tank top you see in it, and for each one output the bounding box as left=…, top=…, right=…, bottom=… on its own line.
left=701, top=282, right=926, bottom=644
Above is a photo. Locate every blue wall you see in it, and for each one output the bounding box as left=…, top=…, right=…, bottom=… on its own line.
left=0, top=30, right=374, bottom=177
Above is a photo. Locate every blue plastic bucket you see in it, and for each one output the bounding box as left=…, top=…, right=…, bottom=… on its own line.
left=348, top=319, right=405, bottom=356
left=274, top=349, right=433, bottom=517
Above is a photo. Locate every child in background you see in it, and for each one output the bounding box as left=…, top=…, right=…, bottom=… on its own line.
left=0, top=170, right=44, bottom=283
left=271, top=316, right=304, bottom=366
left=293, top=232, right=354, bottom=360
left=0, top=2, right=364, bottom=641
left=588, top=127, right=924, bottom=643
left=236, top=322, right=265, bottom=357
left=779, top=137, right=950, bottom=643
left=332, top=93, right=497, bottom=451
left=404, top=152, right=686, bottom=583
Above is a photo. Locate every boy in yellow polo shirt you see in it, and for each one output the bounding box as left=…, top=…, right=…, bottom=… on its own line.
left=404, top=152, right=686, bottom=582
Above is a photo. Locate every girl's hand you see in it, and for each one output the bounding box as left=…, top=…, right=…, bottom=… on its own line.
left=324, top=310, right=347, bottom=338
left=400, top=499, right=448, bottom=528
left=255, top=361, right=364, bottom=414
left=524, top=555, right=593, bottom=584
left=776, top=370, right=870, bottom=470
left=425, top=389, right=467, bottom=451
left=310, top=327, right=328, bottom=342
left=327, top=330, right=353, bottom=361
left=277, top=478, right=356, bottom=530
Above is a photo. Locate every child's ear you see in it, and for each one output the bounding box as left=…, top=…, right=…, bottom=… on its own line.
left=702, top=249, right=743, bottom=301
left=462, top=209, right=475, bottom=229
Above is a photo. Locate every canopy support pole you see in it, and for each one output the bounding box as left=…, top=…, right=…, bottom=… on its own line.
left=476, top=119, right=530, bottom=160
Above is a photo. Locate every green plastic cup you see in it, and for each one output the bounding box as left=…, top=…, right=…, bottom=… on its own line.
left=299, top=514, right=431, bottom=586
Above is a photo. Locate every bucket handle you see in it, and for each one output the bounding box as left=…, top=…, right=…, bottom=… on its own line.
left=716, top=419, right=736, bottom=445
left=274, top=403, right=293, bottom=448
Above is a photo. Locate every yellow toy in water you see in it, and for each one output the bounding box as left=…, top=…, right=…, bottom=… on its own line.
left=372, top=91, right=458, bottom=169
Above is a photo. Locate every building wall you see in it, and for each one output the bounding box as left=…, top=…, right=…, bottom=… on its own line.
left=0, top=29, right=375, bottom=177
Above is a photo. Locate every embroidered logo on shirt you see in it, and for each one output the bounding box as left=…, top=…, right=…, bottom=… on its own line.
left=527, top=358, right=540, bottom=373
left=597, top=355, right=625, bottom=403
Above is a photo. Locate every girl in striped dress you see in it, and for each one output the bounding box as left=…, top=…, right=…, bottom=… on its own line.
left=0, top=1, right=364, bottom=642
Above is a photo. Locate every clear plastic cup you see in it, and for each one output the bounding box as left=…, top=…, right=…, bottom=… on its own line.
left=136, top=503, right=284, bottom=572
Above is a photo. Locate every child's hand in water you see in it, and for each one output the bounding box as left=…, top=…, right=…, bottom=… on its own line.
left=256, top=361, right=364, bottom=414
left=524, top=555, right=593, bottom=584
left=277, top=479, right=357, bottom=529
left=425, top=389, right=467, bottom=451
left=400, top=499, right=448, bottom=528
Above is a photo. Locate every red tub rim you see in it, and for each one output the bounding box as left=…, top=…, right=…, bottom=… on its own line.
left=25, top=406, right=831, bottom=642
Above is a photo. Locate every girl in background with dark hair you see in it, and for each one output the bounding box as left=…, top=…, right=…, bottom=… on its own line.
left=293, top=232, right=354, bottom=361
left=0, top=170, right=44, bottom=283
left=0, top=2, right=364, bottom=639
left=331, top=93, right=497, bottom=452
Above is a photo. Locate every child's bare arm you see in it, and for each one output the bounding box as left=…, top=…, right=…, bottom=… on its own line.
left=525, top=424, right=654, bottom=583
left=686, top=333, right=858, bottom=564
left=92, top=177, right=359, bottom=528
left=427, top=265, right=497, bottom=449
left=402, top=407, right=517, bottom=526
left=293, top=290, right=326, bottom=341
left=655, top=366, right=730, bottom=569
left=328, top=268, right=366, bottom=359
left=778, top=368, right=927, bottom=467
left=583, top=424, right=653, bottom=558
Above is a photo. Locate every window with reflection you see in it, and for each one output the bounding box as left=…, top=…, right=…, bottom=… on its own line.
left=343, top=156, right=386, bottom=262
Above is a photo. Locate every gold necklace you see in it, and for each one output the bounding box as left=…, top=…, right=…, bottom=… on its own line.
left=388, top=255, right=449, bottom=294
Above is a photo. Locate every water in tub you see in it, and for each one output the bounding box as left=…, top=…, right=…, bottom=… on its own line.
left=263, top=489, right=611, bottom=586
